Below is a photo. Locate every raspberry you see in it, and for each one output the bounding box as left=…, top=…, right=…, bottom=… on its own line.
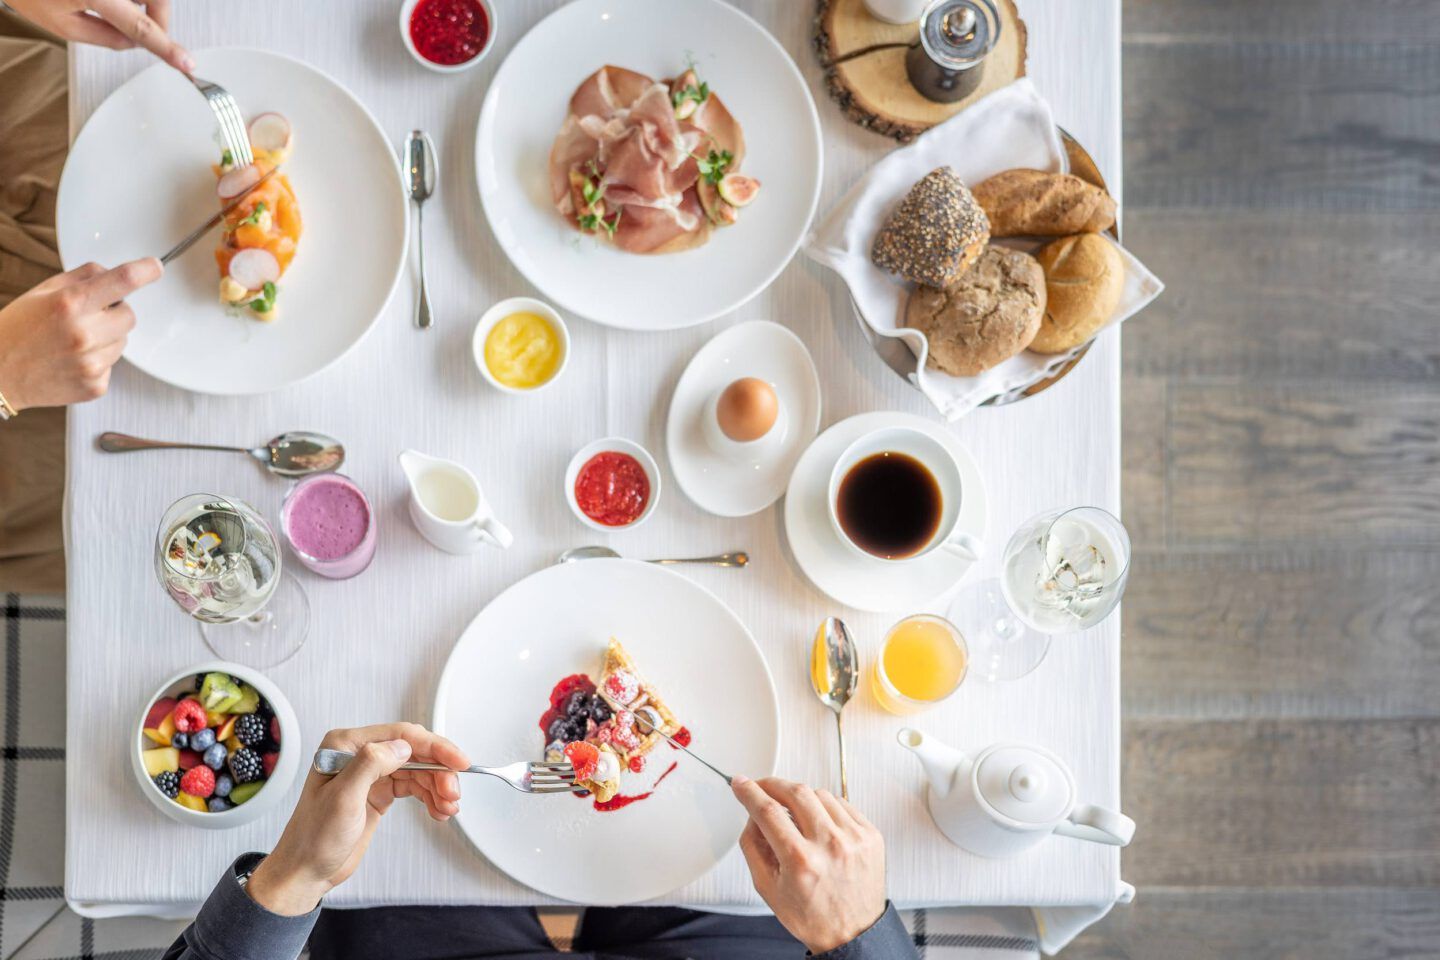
left=180, top=765, right=216, bottom=798
left=608, top=711, right=641, bottom=751
left=604, top=670, right=640, bottom=705
left=262, top=752, right=279, bottom=778
left=628, top=755, right=646, bottom=774
left=172, top=698, right=207, bottom=733
left=563, top=741, right=599, bottom=781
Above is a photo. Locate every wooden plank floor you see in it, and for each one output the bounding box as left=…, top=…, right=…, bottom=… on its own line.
left=1067, top=2, right=1440, bottom=956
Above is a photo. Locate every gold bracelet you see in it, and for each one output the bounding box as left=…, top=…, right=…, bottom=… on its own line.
left=0, top=387, right=15, bottom=421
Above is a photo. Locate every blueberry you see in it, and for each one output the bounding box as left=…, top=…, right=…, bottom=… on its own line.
left=213, top=773, right=233, bottom=798
left=203, top=742, right=228, bottom=770
left=189, top=728, right=216, bottom=752
left=546, top=716, right=571, bottom=742
left=589, top=699, right=612, bottom=723
left=170, top=732, right=189, bottom=750
left=207, top=797, right=231, bottom=813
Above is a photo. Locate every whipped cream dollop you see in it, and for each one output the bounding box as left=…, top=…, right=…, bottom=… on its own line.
left=592, top=750, right=620, bottom=784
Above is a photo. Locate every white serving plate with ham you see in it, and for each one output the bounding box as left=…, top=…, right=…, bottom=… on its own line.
left=57, top=48, right=407, bottom=395
left=476, top=0, right=823, bottom=331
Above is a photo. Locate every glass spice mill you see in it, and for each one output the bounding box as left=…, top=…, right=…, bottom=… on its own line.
left=906, top=0, right=1002, bottom=104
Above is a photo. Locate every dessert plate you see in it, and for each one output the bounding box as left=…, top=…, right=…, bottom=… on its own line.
left=57, top=48, right=407, bottom=395
left=783, top=412, right=988, bottom=612
left=475, top=0, right=823, bottom=330
left=434, top=559, right=779, bottom=904
left=667, top=321, right=822, bottom=517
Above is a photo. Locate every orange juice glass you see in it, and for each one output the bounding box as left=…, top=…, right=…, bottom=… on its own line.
left=871, top=614, right=968, bottom=714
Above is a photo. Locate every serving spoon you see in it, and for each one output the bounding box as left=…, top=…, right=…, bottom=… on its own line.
left=811, top=617, right=859, bottom=800
left=557, top=545, right=748, bottom=567
left=97, top=430, right=344, bottom=478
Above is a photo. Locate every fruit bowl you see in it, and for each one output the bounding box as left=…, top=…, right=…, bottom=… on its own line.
left=132, top=661, right=301, bottom=829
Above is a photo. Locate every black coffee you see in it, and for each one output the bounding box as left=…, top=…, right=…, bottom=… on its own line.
left=836, top=452, right=943, bottom=559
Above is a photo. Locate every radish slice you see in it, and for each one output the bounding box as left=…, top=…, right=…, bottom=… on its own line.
left=248, top=113, right=292, bottom=153
left=217, top=163, right=261, bottom=200
left=227, top=248, right=280, bottom=291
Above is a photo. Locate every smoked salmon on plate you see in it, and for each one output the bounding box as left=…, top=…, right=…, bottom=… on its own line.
left=212, top=113, right=302, bottom=321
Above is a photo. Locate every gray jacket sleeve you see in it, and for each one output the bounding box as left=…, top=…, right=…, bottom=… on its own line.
left=161, top=853, right=319, bottom=960
left=814, top=903, right=919, bottom=960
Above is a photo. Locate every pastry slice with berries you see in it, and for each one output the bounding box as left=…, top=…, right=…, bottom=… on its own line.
left=592, top=638, right=680, bottom=766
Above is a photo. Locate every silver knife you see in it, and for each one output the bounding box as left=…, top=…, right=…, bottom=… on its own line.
left=160, top=165, right=282, bottom=265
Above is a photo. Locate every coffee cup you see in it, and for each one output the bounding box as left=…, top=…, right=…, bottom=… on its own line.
left=827, top=426, right=982, bottom=563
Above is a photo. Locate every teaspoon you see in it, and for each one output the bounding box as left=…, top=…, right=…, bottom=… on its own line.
left=97, top=430, right=344, bottom=478
left=811, top=617, right=859, bottom=800
left=557, top=545, right=749, bottom=567
left=405, top=130, right=437, bottom=330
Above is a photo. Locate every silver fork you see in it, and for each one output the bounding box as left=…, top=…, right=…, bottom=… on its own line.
left=189, top=74, right=252, bottom=166
left=311, top=748, right=579, bottom=795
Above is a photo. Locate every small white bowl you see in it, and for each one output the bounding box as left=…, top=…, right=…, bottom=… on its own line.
left=132, top=660, right=301, bottom=829
left=564, top=437, right=661, bottom=532
left=399, top=0, right=497, bottom=74
left=472, top=296, right=571, bottom=395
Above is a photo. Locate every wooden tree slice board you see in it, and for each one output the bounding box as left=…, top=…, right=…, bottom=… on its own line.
left=813, top=0, right=1027, bottom=142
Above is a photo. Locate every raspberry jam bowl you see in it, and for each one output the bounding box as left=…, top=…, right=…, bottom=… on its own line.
left=132, top=661, right=300, bottom=829
left=400, top=0, right=496, bottom=73
left=564, top=437, right=661, bottom=532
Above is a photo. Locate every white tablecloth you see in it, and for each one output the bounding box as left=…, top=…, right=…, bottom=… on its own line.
left=64, top=0, right=1125, bottom=921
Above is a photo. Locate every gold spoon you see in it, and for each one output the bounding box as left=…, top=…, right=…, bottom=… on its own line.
left=810, top=617, right=859, bottom=800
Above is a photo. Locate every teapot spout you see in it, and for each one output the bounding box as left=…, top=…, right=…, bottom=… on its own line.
left=897, top=728, right=969, bottom=799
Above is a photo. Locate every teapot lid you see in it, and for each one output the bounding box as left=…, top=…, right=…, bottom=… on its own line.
left=974, top=744, right=1074, bottom=825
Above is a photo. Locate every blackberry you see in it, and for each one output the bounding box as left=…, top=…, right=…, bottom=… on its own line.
left=233, top=713, right=266, bottom=747
left=589, top=699, right=612, bottom=724
left=229, top=748, right=263, bottom=784
left=193, top=673, right=207, bottom=693
left=153, top=770, right=180, bottom=799
left=562, top=690, right=590, bottom=719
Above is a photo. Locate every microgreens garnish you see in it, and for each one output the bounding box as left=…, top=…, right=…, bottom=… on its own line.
left=692, top=149, right=734, bottom=186
left=247, top=280, right=277, bottom=314
left=220, top=148, right=234, bottom=167
left=238, top=202, right=268, bottom=227
left=672, top=79, right=710, bottom=110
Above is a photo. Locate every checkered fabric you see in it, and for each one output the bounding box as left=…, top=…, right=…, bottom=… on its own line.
left=0, top=595, right=1038, bottom=959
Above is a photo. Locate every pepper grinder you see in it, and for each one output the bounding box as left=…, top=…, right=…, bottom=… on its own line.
left=905, top=0, right=1001, bottom=104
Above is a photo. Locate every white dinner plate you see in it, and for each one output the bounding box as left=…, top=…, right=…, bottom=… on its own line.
left=433, top=559, right=779, bottom=904
left=667, top=321, right=822, bottom=517
left=783, top=413, right=989, bottom=613
left=57, top=49, right=407, bottom=395
left=475, top=0, right=823, bottom=331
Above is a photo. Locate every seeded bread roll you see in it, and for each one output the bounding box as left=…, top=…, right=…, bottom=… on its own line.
left=871, top=167, right=989, bottom=287
left=904, top=247, right=1046, bottom=377
left=1030, top=234, right=1124, bottom=353
left=973, top=169, right=1116, bottom=237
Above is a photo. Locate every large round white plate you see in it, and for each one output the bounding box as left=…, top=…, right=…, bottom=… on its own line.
left=667, top=320, right=821, bottom=517
left=434, top=559, right=779, bottom=904
left=475, top=0, right=822, bottom=331
left=783, top=413, right=989, bottom=613
left=57, top=49, right=407, bottom=395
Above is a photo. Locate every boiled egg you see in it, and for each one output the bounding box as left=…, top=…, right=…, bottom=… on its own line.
left=715, top=377, right=779, bottom=442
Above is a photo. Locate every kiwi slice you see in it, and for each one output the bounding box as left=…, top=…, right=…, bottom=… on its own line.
left=228, top=683, right=261, bottom=715
left=199, top=673, right=243, bottom=712
left=229, top=781, right=264, bottom=805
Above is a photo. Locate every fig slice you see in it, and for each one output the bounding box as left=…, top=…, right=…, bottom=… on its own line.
left=216, top=163, right=261, bottom=200
left=717, top=173, right=760, bottom=208
left=227, top=248, right=280, bottom=291
left=696, top=178, right=737, bottom=226
left=247, top=112, right=292, bottom=154
left=670, top=69, right=703, bottom=120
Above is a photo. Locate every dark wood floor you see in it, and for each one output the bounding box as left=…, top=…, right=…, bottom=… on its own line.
left=1067, top=2, right=1440, bottom=956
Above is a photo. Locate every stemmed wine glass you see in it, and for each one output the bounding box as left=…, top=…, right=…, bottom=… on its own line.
left=155, top=493, right=310, bottom=668
left=947, top=506, right=1130, bottom=682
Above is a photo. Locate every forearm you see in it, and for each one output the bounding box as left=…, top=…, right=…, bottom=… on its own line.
left=161, top=854, right=320, bottom=960
left=813, top=903, right=918, bottom=960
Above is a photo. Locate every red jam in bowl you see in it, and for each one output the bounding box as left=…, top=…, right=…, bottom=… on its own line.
left=409, top=0, right=490, bottom=66
left=574, top=451, right=650, bottom=527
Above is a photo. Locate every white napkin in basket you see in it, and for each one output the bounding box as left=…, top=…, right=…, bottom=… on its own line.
left=804, top=79, right=1164, bottom=420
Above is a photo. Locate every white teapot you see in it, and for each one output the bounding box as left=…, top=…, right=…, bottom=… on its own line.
left=897, top=728, right=1135, bottom=859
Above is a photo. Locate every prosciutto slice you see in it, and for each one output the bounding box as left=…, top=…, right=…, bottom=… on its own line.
left=549, top=65, right=746, bottom=254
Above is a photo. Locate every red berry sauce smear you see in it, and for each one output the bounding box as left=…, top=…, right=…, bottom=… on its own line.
left=594, top=762, right=678, bottom=813
left=409, top=0, right=489, bottom=66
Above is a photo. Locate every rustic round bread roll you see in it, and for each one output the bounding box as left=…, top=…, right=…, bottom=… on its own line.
left=904, top=246, right=1046, bottom=377
left=1030, top=234, right=1124, bottom=354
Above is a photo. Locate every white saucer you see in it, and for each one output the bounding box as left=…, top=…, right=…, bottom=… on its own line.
left=667, top=321, right=821, bottom=517
left=783, top=412, right=988, bottom=612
